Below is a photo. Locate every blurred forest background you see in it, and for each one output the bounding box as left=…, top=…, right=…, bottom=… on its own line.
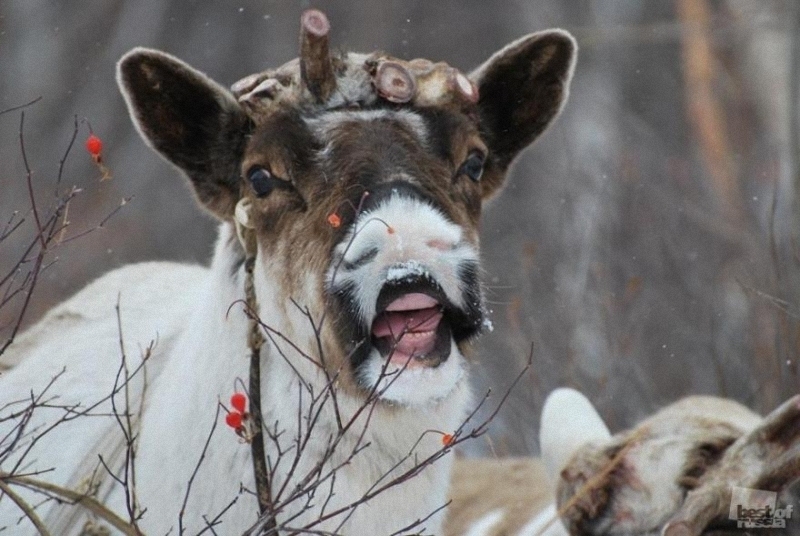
left=1, top=0, right=798, bottom=456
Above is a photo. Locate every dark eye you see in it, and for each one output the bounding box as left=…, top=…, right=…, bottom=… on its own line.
left=247, top=167, right=274, bottom=197
left=457, top=150, right=485, bottom=182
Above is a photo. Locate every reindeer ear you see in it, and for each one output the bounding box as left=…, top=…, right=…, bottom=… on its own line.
left=539, top=388, right=610, bottom=484
left=471, top=30, right=576, bottom=199
left=117, top=48, right=250, bottom=219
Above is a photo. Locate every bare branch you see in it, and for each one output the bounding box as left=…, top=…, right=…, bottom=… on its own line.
left=0, top=97, right=42, bottom=117
left=180, top=404, right=222, bottom=535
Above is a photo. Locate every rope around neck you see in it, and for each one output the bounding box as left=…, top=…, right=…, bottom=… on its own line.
left=235, top=200, right=274, bottom=525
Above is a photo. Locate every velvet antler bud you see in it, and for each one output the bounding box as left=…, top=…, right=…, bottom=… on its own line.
left=300, top=9, right=337, bottom=103
left=374, top=61, right=416, bottom=103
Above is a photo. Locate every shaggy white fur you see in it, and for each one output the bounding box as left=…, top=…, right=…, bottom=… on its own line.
left=0, top=223, right=473, bottom=534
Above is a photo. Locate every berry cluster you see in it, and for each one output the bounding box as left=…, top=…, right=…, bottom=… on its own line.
left=225, top=392, right=249, bottom=438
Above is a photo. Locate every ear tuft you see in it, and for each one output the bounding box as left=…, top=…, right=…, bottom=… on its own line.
left=471, top=30, right=577, bottom=199
left=117, top=48, right=250, bottom=219
left=540, top=387, right=610, bottom=484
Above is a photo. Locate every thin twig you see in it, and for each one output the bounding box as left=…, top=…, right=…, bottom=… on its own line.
left=19, top=112, right=45, bottom=250
left=179, top=405, right=222, bottom=534
left=0, top=97, right=42, bottom=117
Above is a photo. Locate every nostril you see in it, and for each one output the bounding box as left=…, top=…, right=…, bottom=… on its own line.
left=426, top=239, right=455, bottom=251
left=343, top=247, right=379, bottom=271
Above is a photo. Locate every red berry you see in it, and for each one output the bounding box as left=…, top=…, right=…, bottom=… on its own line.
left=442, top=433, right=455, bottom=447
left=327, top=213, right=341, bottom=228
left=225, top=411, right=243, bottom=429
left=85, top=134, right=103, bottom=156
left=230, top=392, right=247, bottom=413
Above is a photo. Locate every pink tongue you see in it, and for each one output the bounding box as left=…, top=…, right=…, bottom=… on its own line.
left=372, top=294, right=443, bottom=360
left=385, top=293, right=439, bottom=311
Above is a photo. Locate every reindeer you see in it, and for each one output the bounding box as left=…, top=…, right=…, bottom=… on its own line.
left=1, top=9, right=798, bottom=536
left=450, top=389, right=800, bottom=535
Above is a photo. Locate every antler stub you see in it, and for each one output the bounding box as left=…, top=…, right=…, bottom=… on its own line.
left=373, top=61, right=416, bottom=103
left=229, top=10, right=479, bottom=117
left=299, top=9, right=337, bottom=103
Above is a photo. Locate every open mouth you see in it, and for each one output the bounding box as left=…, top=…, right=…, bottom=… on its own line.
left=371, top=292, right=452, bottom=368
left=367, top=274, right=465, bottom=369
left=330, top=267, right=484, bottom=378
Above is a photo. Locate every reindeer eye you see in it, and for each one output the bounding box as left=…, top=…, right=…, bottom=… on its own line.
left=458, top=150, right=485, bottom=182
left=247, top=167, right=275, bottom=197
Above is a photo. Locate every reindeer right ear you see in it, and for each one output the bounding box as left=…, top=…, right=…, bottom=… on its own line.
left=539, top=388, right=611, bottom=484
left=117, top=48, right=250, bottom=219
left=471, top=31, right=576, bottom=199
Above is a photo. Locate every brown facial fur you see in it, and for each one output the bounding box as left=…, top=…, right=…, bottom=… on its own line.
left=239, top=105, right=487, bottom=393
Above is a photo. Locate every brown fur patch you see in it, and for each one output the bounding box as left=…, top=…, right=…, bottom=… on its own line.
left=445, top=457, right=553, bottom=536
left=556, top=440, right=628, bottom=533
left=678, top=433, right=738, bottom=490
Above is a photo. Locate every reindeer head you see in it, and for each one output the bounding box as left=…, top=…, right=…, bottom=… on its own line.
left=117, top=10, right=576, bottom=406
left=541, top=389, right=763, bottom=535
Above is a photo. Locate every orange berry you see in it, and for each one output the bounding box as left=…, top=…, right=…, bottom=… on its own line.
left=442, top=433, right=454, bottom=446
left=225, top=411, right=243, bottom=429
left=230, top=392, right=247, bottom=413
left=327, top=213, right=341, bottom=228
left=85, top=134, right=103, bottom=156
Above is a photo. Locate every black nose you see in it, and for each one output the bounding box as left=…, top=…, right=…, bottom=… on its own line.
left=359, top=180, right=435, bottom=213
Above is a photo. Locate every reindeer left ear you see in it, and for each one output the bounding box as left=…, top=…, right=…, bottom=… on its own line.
left=117, top=48, right=251, bottom=220
left=471, top=30, right=576, bottom=199
left=539, top=388, right=610, bottom=484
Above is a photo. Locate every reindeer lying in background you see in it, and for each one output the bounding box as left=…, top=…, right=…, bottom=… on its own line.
left=450, top=389, right=800, bottom=535
left=1, top=9, right=798, bottom=536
